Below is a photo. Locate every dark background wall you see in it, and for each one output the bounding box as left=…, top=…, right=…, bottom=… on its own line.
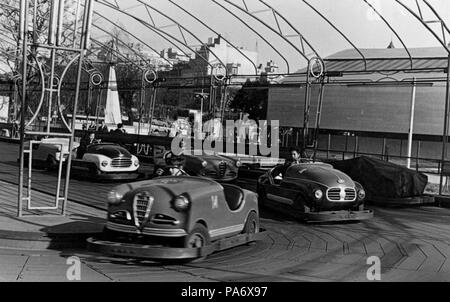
left=267, top=83, right=447, bottom=136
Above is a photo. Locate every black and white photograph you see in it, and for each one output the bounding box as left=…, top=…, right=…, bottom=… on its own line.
left=0, top=0, right=449, bottom=289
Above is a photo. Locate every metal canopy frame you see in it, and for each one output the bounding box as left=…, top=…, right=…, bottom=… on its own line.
left=3, top=0, right=450, bottom=217
left=97, top=0, right=222, bottom=74
left=168, top=0, right=258, bottom=74
left=90, top=0, right=450, bottom=195
left=136, top=0, right=228, bottom=72
left=227, top=0, right=320, bottom=62
left=15, top=0, right=95, bottom=216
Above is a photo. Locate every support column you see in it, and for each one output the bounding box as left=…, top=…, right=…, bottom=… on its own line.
left=439, top=55, right=450, bottom=195
left=407, top=78, right=417, bottom=169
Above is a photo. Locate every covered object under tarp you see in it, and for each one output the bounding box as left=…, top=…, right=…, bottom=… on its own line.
left=329, top=156, right=428, bottom=199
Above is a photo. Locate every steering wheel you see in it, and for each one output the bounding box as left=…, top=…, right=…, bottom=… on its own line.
left=170, top=167, right=187, bottom=176
left=300, top=150, right=314, bottom=163
left=155, top=165, right=188, bottom=177
left=163, top=150, right=172, bottom=162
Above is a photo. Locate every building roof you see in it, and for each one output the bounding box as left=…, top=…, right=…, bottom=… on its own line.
left=281, top=47, right=449, bottom=84
left=323, top=47, right=449, bottom=73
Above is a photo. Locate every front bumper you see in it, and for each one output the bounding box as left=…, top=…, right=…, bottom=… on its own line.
left=95, top=172, right=141, bottom=180
left=87, top=237, right=213, bottom=260
left=106, top=221, right=187, bottom=237
left=303, top=209, right=374, bottom=223
left=87, top=229, right=265, bottom=260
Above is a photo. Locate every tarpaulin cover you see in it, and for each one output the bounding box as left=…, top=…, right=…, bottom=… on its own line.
left=330, top=156, right=428, bottom=199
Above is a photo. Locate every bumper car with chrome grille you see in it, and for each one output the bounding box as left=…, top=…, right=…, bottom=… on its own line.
left=87, top=176, right=264, bottom=261
left=153, top=150, right=240, bottom=182
left=71, top=143, right=141, bottom=180
left=257, top=162, right=374, bottom=223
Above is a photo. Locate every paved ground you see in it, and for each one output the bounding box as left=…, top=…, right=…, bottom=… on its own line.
left=1, top=141, right=450, bottom=282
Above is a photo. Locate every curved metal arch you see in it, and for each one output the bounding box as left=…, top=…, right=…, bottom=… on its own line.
left=222, top=0, right=313, bottom=64
left=421, top=0, right=450, bottom=44
left=63, top=7, right=148, bottom=74
left=92, top=10, right=174, bottom=68
left=90, top=38, right=145, bottom=71
left=362, top=0, right=413, bottom=69
left=96, top=0, right=219, bottom=74
left=0, top=66, right=11, bottom=73
left=256, top=0, right=320, bottom=60
left=0, top=32, right=17, bottom=46
left=23, top=54, right=47, bottom=128
left=91, top=24, right=152, bottom=67
left=301, top=0, right=367, bottom=71
left=56, top=53, right=83, bottom=131
left=168, top=0, right=258, bottom=75
left=0, top=57, right=15, bottom=74
left=0, top=38, right=18, bottom=60
left=63, top=3, right=154, bottom=68
left=136, top=0, right=228, bottom=73
left=0, top=47, right=17, bottom=60
left=211, top=0, right=291, bottom=73
left=393, top=0, right=450, bottom=54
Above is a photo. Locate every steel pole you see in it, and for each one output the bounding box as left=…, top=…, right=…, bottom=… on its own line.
left=303, top=66, right=311, bottom=151
left=18, top=0, right=29, bottom=217
left=138, top=72, right=145, bottom=135
left=62, top=51, right=84, bottom=216
left=439, top=55, right=450, bottom=195
left=406, top=78, right=417, bottom=169
left=148, top=86, right=158, bottom=135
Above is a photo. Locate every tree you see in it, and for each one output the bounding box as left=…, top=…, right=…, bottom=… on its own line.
left=0, top=0, right=81, bottom=75
left=115, top=63, right=142, bottom=125
left=0, top=0, right=86, bottom=122
left=228, top=77, right=269, bottom=121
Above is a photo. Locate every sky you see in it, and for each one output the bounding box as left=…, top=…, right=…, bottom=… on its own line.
left=91, top=0, right=450, bottom=74
left=2, top=0, right=450, bottom=74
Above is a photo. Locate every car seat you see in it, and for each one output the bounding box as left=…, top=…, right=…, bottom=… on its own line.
left=271, top=165, right=285, bottom=184
left=222, top=184, right=244, bottom=211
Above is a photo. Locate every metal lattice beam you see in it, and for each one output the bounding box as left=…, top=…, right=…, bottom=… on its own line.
left=168, top=0, right=258, bottom=74
left=136, top=0, right=227, bottom=72
left=224, top=0, right=316, bottom=63
left=92, top=11, right=174, bottom=68
left=301, top=0, right=368, bottom=70
left=257, top=0, right=320, bottom=59
left=97, top=0, right=218, bottom=73
left=394, top=0, right=450, bottom=54
left=362, top=0, right=413, bottom=69
left=211, top=0, right=291, bottom=73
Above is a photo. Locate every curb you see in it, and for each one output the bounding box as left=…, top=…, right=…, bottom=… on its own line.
left=0, top=229, right=104, bottom=250
left=0, top=137, right=20, bottom=144
left=367, top=195, right=436, bottom=207
left=435, top=195, right=450, bottom=209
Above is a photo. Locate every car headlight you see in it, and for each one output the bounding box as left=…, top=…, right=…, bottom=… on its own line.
left=314, top=189, right=323, bottom=200
left=107, top=190, right=124, bottom=204
left=134, top=159, right=139, bottom=166
left=357, top=189, right=366, bottom=200
left=202, top=161, right=208, bottom=168
left=172, top=194, right=190, bottom=211
left=101, top=160, right=109, bottom=167
left=236, top=160, right=242, bottom=167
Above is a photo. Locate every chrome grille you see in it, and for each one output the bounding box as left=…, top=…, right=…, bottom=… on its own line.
left=218, top=161, right=227, bottom=177
left=133, top=191, right=153, bottom=227
left=327, top=187, right=356, bottom=201
left=345, top=188, right=357, bottom=201
left=111, top=157, right=132, bottom=168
